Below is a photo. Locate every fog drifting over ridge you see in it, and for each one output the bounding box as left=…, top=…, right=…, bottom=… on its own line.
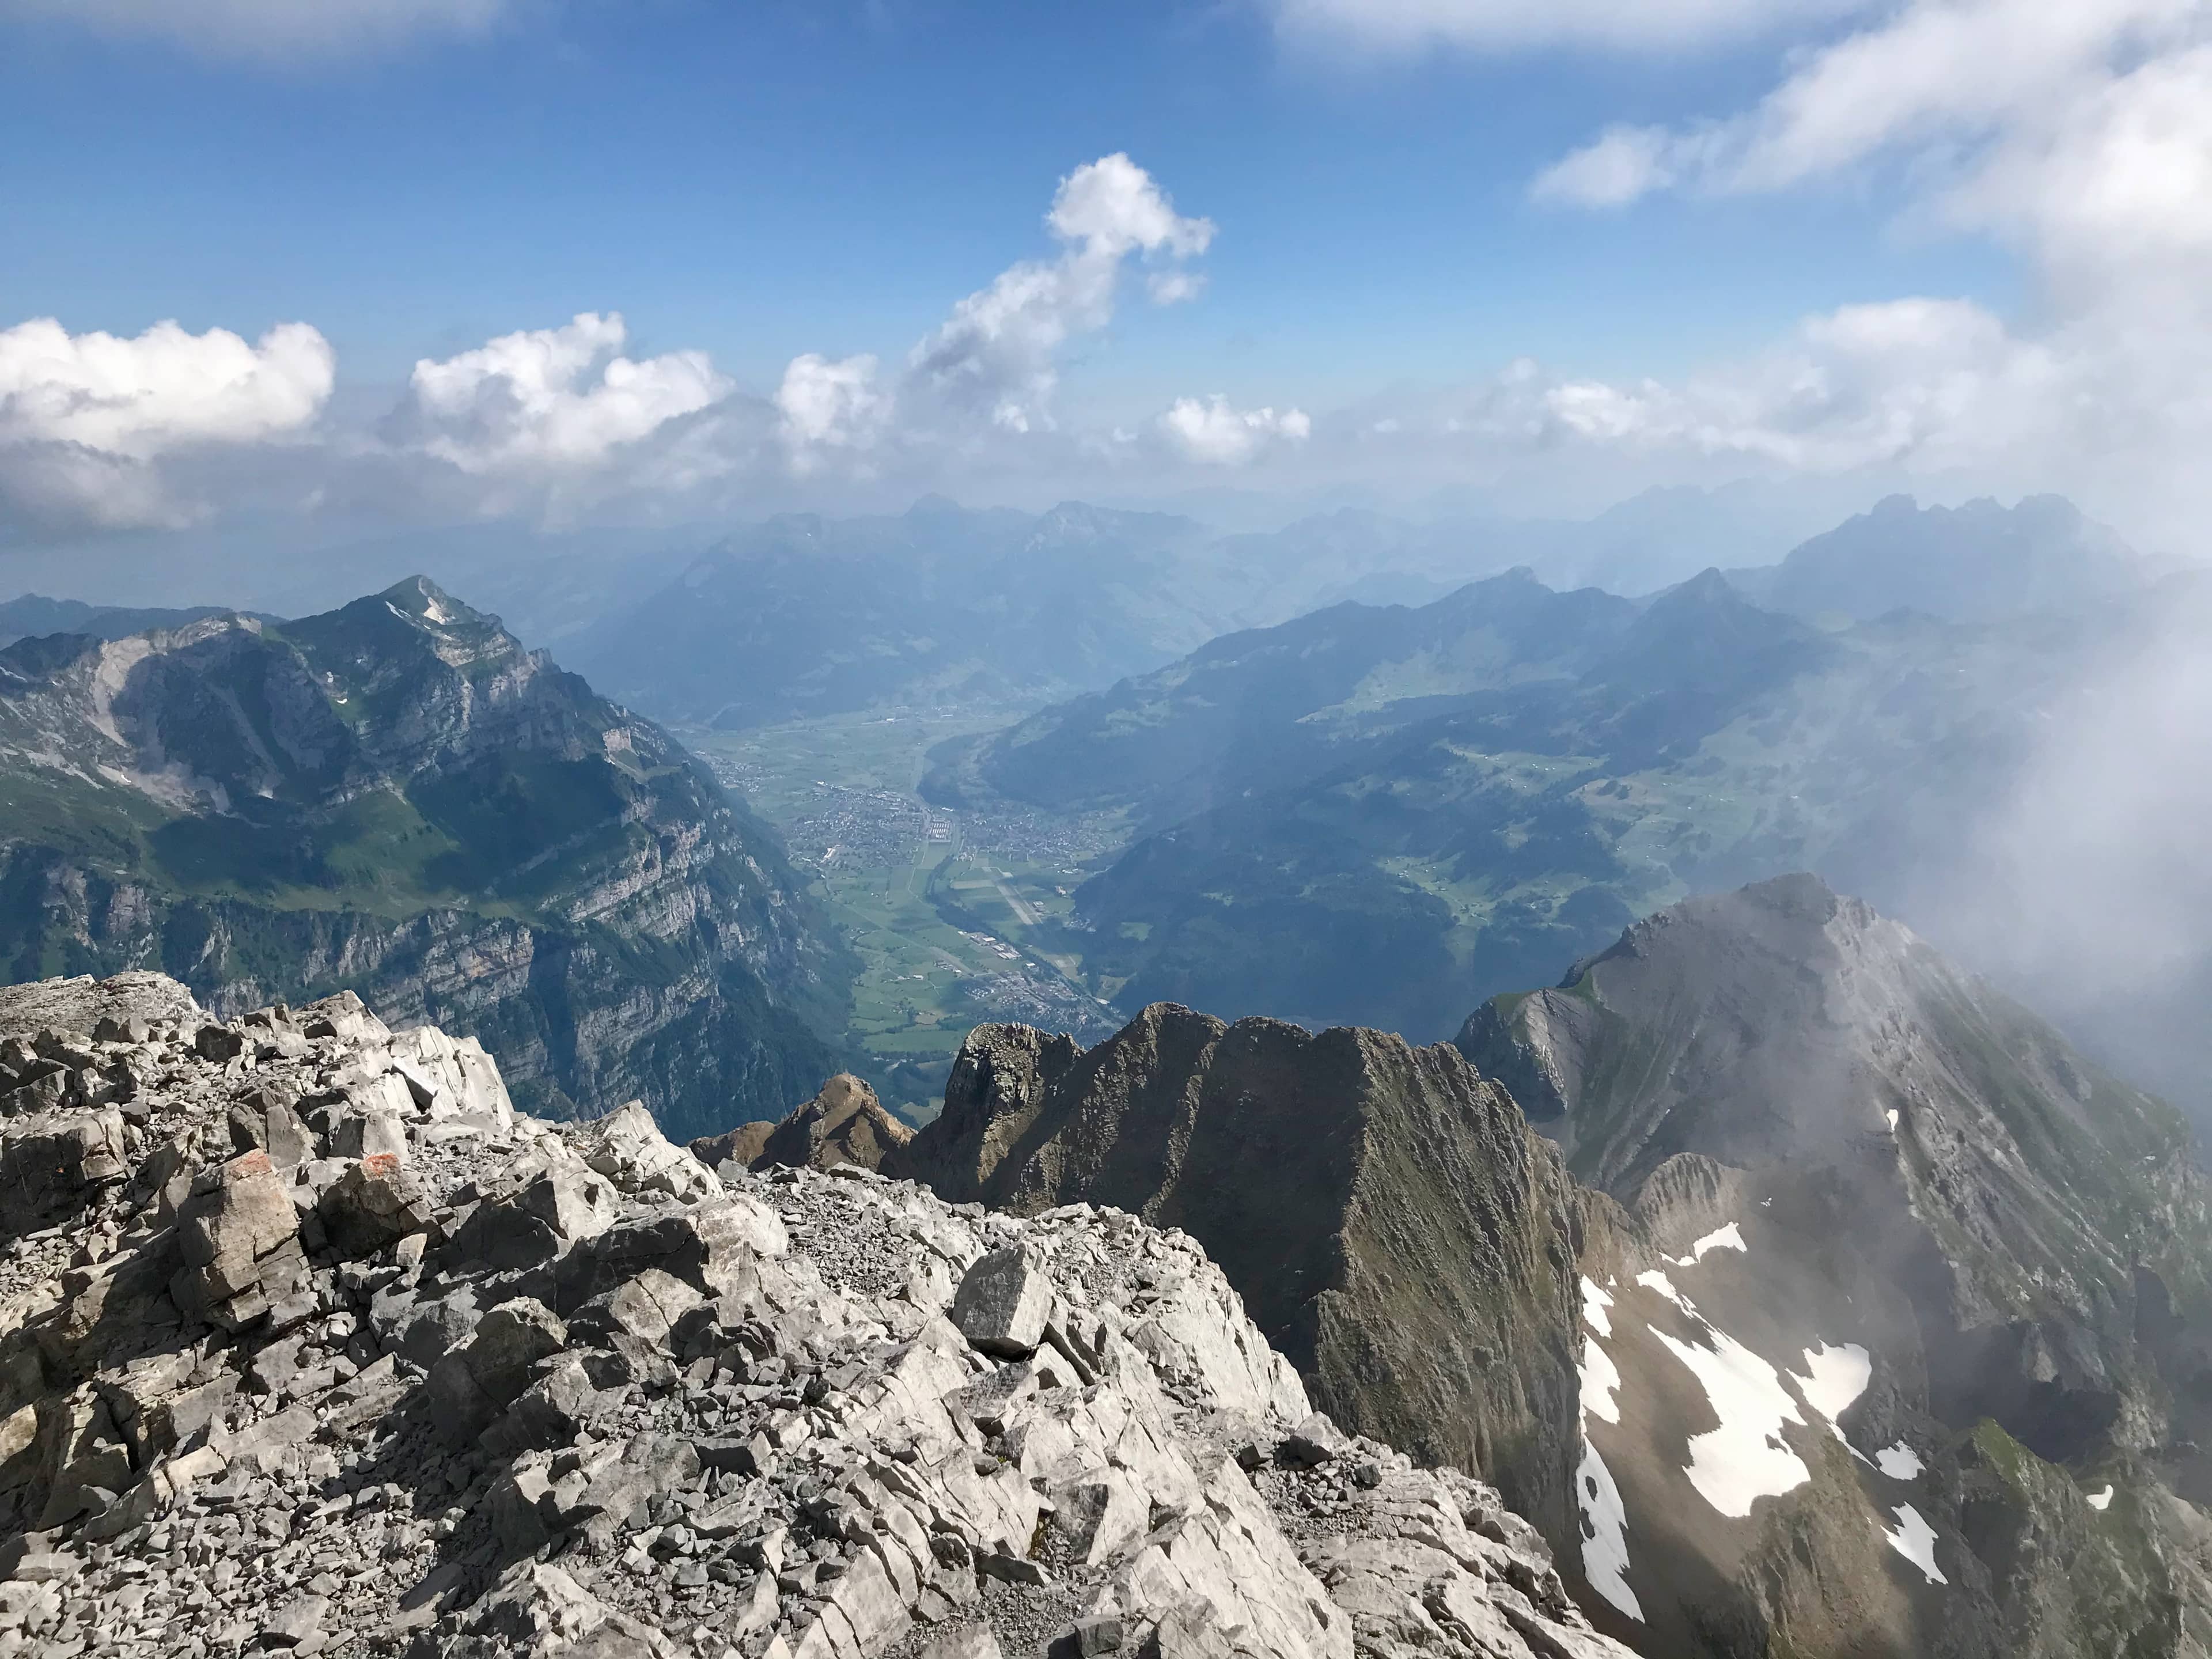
left=1922, top=576, right=2212, bottom=1109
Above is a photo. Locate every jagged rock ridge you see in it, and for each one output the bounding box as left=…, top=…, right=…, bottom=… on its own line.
left=888, top=1004, right=1599, bottom=1558
left=885, top=879, right=2212, bottom=1658
left=0, top=971, right=1626, bottom=1659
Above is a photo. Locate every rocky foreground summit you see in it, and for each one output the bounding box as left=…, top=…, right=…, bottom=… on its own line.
left=0, top=970, right=1627, bottom=1659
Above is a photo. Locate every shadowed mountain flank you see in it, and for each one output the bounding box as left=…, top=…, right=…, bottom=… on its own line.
left=1464, top=873, right=2212, bottom=1657
left=894, top=1002, right=1598, bottom=1549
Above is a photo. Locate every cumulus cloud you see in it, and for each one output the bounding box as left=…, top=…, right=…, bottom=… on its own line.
left=1272, top=0, right=1869, bottom=54
left=0, top=317, right=333, bottom=457
left=1159, top=396, right=1312, bottom=465
left=1, top=0, right=511, bottom=60
left=0, top=316, right=332, bottom=532
left=907, top=154, right=1214, bottom=434
left=391, top=313, right=728, bottom=477
left=775, top=354, right=889, bottom=470
left=1, top=154, right=1224, bottom=536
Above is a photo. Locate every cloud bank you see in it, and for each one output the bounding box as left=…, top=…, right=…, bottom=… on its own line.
left=1514, top=0, right=2212, bottom=547
left=1159, top=397, right=1312, bottom=465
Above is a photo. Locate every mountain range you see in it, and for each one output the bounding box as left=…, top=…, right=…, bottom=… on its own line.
left=927, top=497, right=2205, bottom=1116
left=1726, top=493, right=2156, bottom=624
left=0, top=594, right=255, bottom=647
left=556, top=486, right=1956, bottom=730
left=0, top=577, right=851, bottom=1137
left=0, top=488, right=2187, bottom=1136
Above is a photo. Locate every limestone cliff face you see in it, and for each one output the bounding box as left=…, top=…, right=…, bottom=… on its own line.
left=0, top=579, right=851, bottom=1138
left=895, top=1001, right=1600, bottom=1550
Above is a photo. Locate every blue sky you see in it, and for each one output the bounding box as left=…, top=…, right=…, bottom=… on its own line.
left=0, top=0, right=2206, bottom=550
left=1, top=1, right=2006, bottom=396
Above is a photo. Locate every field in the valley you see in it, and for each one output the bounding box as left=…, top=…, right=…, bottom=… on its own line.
left=678, top=707, right=1131, bottom=1120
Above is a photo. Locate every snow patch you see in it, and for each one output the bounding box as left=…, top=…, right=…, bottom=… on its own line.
left=1581, top=1337, right=1622, bottom=1426
left=2088, top=1484, right=2114, bottom=1511
left=1883, top=1503, right=1947, bottom=1583
left=1635, top=1268, right=1697, bottom=1316
left=1876, top=1442, right=1924, bottom=1480
left=1576, top=1438, right=1643, bottom=1621
left=1581, top=1275, right=1613, bottom=1338
left=1790, top=1342, right=1873, bottom=1432
left=1652, top=1324, right=1812, bottom=1518
left=1885, top=1108, right=1899, bottom=1133
left=1672, top=1222, right=1747, bottom=1267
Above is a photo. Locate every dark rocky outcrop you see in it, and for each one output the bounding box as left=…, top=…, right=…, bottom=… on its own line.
left=892, top=878, right=2212, bottom=1658
left=690, top=1073, right=915, bottom=1178
left=894, top=1002, right=1603, bottom=1550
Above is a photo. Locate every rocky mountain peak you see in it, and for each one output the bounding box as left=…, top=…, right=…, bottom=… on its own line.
left=0, top=579, right=850, bottom=1137
left=0, top=969, right=1626, bottom=1659
left=690, top=1074, right=915, bottom=1179
left=1461, top=875, right=2212, bottom=1655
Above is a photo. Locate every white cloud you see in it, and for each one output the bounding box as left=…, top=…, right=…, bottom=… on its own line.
left=393, top=312, right=728, bottom=476
left=1519, top=0, right=2212, bottom=544
left=1046, top=153, right=1215, bottom=260
left=1272, top=0, right=1869, bottom=54
left=775, top=353, right=889, bottom=469
left=2, top=0, right=511, bottom=59
left=907, top=154, right=1214, bottom=434
left=1539, top=298, right=2070, bottom=474
left=1159, top=395, right=1312, bottom=465
left=0, top=316, right=332, bottom=532
left=0, top=316, right=332, bottom=457
left=1146, top=271, right=1209, bottom=306
left=1530, top=126, right=1686, bottom=206
left=1532, top=0, right=2210, bottom=262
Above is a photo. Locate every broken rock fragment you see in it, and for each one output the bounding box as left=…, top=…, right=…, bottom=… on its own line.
left=950, top=1245, right=1051, bottom=1358
left=171, top=1148, right=309, bottom=1328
